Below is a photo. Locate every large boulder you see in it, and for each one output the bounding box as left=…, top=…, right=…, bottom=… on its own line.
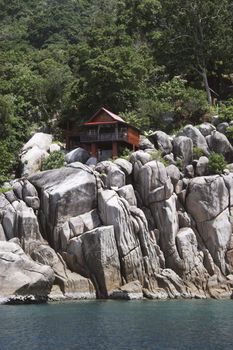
left=186, top=176, right=229, bottom=222
left=195, top=156, right=209, bottom=176
left=31, top=243, right=95, bottom=299
left=150, top=131, right=173, bottom=155
left=179, top=125, right=210, bottom=156
left=114, top=158, right=133, bottom=176
left=22, top=133, right=53, bottom=152
left=139, top=135, right=154, bottom=150
left=20, top=146, right=49, bottom=177
left=136, top=161, right=173, bottom=205
left=65, top=147, right=90, bottom=164
left=173, top=136, right=193, bottom=167
left=0, top=241, right=54, bottom=301
left=206, top=131, right=233, bottom=162
left=150, top=194, right=183, bottom=273
left=197, top=210, right=232, bottom=274
left=198, top=123, right=216, bottom=137
left=117, top=185, right=137, bottom=206
left=29, top=165, right=97, bottom=250
left=81, top=226, right=122, bottom=298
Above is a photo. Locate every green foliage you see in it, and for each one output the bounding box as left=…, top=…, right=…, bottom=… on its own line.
left=149, top=150, right=168, bottom=166
left=119, top=147, right=132, bottom=160
left=218, top=100, right=233, bottom=123
left=0, top=187, right=12, bottom=194
left=120, top=111, right=149, bottom=129
left=0, top=141, right=17, bottom=185
left=176, top=158, right=184, bottom=171
left=138, top=77, right=209, bottom=131
left=226, top=126, right=233, bottom=143
left=0, top=0, right=233, bottom=156
left=193, top=147, right=205, bottom=159
left=208, top=152, right=227, bottom=175
left=41, top=151, right=65, bottom=171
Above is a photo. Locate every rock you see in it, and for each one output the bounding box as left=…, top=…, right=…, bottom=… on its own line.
left=24, top=196, right=40, bottom=210
left=98, top=189, right=161, bottom=287
left=211, top=115, right=220, bottom=126
left=2, top=207, right=16, bottom=240
left=164, top=153, right=176, bottom=165
left=150, top=131, right=173, bottom=155
left=65, top=147, right=90, bottom=164
left=186, top=176, right=229, bottom=222
left=139, top=135, right=154, bottom=150
left=12, top=181, right=23, bottom=200
left=0, top=241, right=54, bottom=300
left=195, top=156, right=209, bottom=176
left=217, top=122, right=229, bottom=134
left=30, top=244, right=95, bottom=299
left=114, top=158, right=133, bottom=175
left=0, top=224, right=6, bottom=241
left=136, top=160, right=173, bottom=205
left=22, top=180, right=38, bottom=199
left=95, top=161, right=113, bottom=174
left=227, top=163, right=233, bottom=173
left=185, top=165, right=194, bottom=178
left=176, top=228, right=206, bottom=277
left=197, top=209, right=232, bottom=274
left=106, top=164, right=125, bottom=189
left=29, top=165, right=97, bottom=250
left=222, top=174, right=233, bottom=207
left=17, top=206, right=44, bottom=253
left=81, top=226, right=122, bottom=298
left=22, top=133, right=53, bottom=152
left=117, top=185, right=137, bottom=206
left=69, top=216, right=84, bottom=236
left=49, top=143, right=61, bottom=153
left=198, top=123, right=216, bottom=137
left=178, top=210, right=192, bottom=228
left=179, top=124, right=210, bottom=156
left=150, top=194, right=183, bottom=273
left=206, top=131, right=233, bottom=162
left=86, top=157, right=97, bottom=167
left=166, top=165, right=181, bottom=186
left=110, top=280, right=143, bottom=300
left=20, top=146, right=49, bottom=177
left=173, top=136, right=193, bottom=167
left=4, top=190, right=17, bottom=203
left=60, top=221, right=71, bottom=251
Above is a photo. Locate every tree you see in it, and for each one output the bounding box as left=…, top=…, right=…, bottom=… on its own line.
left=155, top=0, right=233, bottom=104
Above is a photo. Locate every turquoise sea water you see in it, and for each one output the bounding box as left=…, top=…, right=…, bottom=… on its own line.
left=0, top=300, right=232, bottom=350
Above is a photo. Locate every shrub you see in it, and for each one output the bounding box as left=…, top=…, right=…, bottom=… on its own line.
left=193, top=147, right=205, bottom=159
left=119, top=147, right=132, bottom=160
left=0, top=142, right=17, bottom=185
left=176, top=158, right=184, bottom=171
left=208, top=152, right=227, bottom=175
left=149, top=150, right=168, bottom=166
left=226, top=126, right=233, bottom=143
left=218, top=100, right=233, bottom=123
left=41, top=151, right=65, bottom=171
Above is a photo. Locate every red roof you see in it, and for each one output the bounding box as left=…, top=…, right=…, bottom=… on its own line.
left=87, top=107, right=126, bottom=124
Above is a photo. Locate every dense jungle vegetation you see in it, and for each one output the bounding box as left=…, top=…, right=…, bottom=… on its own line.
left=1, top=0, right=233, bottom=182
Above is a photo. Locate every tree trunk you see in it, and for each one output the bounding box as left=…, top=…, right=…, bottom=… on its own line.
left=202, top=69, right=212, bottom=105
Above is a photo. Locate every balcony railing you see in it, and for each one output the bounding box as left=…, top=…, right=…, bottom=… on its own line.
left=79, top=131, right=128, bottom=143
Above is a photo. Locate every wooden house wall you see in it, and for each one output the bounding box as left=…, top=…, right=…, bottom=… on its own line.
left=128, top=127, right=140, bottom=145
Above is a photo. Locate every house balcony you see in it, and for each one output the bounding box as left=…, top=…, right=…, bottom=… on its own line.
left=79, top=132, right=128, bottom=143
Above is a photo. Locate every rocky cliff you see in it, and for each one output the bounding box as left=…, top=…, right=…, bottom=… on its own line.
left=1, top=123, right=233, bottom=303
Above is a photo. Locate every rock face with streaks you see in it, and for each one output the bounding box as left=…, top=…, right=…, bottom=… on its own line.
left=1, top=123, right=233, bottom=302
left=0, top=241, right=54, bottom=302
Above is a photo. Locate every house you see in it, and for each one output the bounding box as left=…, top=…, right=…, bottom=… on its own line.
left=65, top=107, right=140, bottom=160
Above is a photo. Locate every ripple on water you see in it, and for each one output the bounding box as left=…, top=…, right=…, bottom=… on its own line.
left=0, top=300, right=233, bottom=350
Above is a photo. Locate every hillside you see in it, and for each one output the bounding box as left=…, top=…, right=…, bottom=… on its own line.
left=1, top=0, right=233, bottom=183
